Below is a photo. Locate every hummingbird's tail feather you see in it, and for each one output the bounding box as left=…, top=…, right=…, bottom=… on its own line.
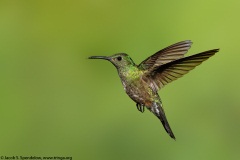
left=150, top=102, right=176, bottom=140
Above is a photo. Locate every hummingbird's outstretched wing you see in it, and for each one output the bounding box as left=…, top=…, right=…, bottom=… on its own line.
left=150, top=101, right=175, bottom=139
left=149, top=49, right=219, bottom=90
left=138, top=40, right=192, bottom=70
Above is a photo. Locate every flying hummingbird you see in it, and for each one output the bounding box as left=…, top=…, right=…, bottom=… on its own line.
left=89, top=40, right=219, bottom=140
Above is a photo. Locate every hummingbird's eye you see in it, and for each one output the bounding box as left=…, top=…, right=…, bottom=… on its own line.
left=117, top=56, right=122, bottom=61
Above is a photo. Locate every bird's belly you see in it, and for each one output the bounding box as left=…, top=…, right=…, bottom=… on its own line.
left=125, top=81, right=154, bottom=107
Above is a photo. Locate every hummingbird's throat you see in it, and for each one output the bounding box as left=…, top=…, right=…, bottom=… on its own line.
left=120, top=66, right=143, bottom=81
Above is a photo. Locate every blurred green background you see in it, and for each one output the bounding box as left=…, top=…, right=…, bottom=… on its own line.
left=0, top=0, right=239, bottom=159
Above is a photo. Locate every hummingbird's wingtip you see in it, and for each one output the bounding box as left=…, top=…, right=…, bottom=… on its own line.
left=210, top=48, right=220, bottom=54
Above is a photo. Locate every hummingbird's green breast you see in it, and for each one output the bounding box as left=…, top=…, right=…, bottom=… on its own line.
left=118, top=65, right=156, bottom=107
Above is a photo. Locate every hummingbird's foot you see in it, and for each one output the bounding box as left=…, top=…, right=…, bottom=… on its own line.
left=136, top=103, right=145, bottom=113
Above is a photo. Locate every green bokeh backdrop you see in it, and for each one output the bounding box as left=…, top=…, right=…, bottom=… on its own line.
left=0, top=0, right=239, bottom=159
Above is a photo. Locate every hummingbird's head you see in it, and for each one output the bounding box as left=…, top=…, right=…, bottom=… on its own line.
left=89, top=53, right=135, bottom=69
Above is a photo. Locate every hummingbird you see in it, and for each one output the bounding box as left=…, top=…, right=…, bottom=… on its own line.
left=89, top=40, right=219, bottom=140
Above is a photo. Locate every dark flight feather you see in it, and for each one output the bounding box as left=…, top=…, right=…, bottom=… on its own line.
left=149, top=49, right=219, bottom=90
left=139, top=40, right=192, bottom=70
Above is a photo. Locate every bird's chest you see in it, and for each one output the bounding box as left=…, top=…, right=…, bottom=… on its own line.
left=121, top=75, right=154, bottom=105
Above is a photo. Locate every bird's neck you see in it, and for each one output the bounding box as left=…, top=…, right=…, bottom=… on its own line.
left=118, top=65, right=143, bottom=83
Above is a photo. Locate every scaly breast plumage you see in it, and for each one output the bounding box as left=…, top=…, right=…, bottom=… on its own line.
left=124, top=79, right=154, bottom=106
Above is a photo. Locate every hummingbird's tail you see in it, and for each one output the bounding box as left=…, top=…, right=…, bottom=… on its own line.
left=150, top=102, right=176, bottom=140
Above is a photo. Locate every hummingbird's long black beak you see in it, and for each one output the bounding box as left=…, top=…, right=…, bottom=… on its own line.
left=88, top=56, right=110, bottom=60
